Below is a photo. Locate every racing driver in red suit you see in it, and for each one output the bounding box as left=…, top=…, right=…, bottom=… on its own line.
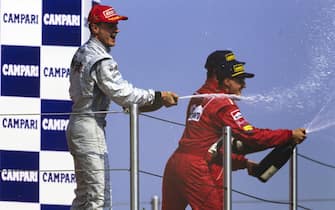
left=161, top=50, right=307, bottom=210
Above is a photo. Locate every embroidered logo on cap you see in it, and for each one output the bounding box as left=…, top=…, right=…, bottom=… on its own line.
left=103, top=8, right=117, bottom=18
left=225, top=53, right=235, bottom=62
left=232, top=63, right=245, bottom=77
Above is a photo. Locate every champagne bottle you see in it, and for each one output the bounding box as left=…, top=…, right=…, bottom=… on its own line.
left=255, top=142, right=296, bottom=182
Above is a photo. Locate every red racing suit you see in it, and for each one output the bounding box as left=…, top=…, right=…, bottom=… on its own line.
left=162, top=79, right=292, bottom=210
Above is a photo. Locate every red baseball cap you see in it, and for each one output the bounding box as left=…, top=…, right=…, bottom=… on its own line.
left=88, top=4, right=128, bottom=24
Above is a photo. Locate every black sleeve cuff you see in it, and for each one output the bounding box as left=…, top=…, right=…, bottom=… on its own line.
left=153, top=91, right=163, bottom=106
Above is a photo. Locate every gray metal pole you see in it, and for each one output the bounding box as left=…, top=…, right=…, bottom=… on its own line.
left=224, top=126, right=232, bottom=210
left=289, top=146, right=298, bottom=210
left=130, top=104, right=139, bottom=210
left=151, top=195, right=160, bottom=210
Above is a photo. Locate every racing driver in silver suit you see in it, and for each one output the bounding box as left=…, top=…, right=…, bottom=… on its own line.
left=66, top=4, right=178, bottom=210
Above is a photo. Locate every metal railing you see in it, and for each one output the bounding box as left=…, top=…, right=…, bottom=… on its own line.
left=290, top=147, right=298, bottom=210
left=224, top=126, right=233, bottom=210
left=130, top=104, right=140, bottom=210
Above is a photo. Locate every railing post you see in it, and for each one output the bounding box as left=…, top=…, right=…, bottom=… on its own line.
left=224, top=126, right=232, bottom=210
left=130, top=104, right=139, bottom=210
left=151, top=195, right=160, bottom=210
left=289, top=147, right=298, bottom=210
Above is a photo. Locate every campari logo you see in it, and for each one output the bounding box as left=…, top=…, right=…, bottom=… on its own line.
left=0, top=150, right=39, bottom=202
left=41, top=99, right=72, bottom=151
left=42, top=0, right=82, bottom=46
left=1, top=45, right=40, bottom=97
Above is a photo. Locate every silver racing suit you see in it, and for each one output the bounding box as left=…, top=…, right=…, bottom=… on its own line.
left=66, top=37, right=156, bottom=210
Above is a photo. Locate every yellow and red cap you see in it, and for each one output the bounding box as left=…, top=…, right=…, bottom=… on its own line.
left=88, top=4, right=128, bottom=24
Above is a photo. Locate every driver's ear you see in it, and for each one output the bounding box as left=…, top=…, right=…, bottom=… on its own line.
left=90, top=23, right=100, bottom=36
left=222, top=78, right=231, bottom=87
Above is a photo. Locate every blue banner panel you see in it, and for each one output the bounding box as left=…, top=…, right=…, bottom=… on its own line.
left=1, top=45, right=40, bottom=97
left=41, top=99, right=72, bottom=151
left=0, top=150, right=39, bottom=202
left=42, top=0, right=81, bottom=46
